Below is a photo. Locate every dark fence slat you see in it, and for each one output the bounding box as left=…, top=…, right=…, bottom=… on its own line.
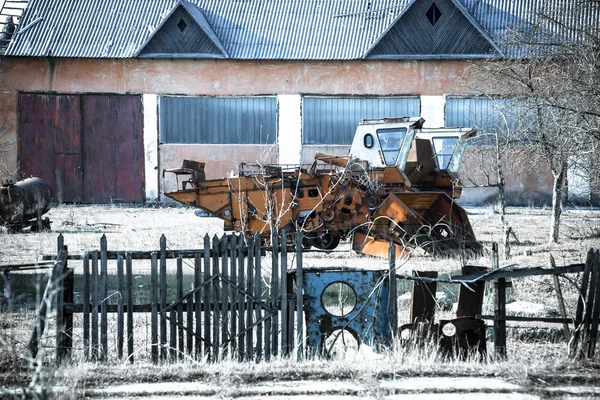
left=117, top=255, right=124, bottom=360
left=295, top=231, right=304, bottom=361
left=246, top=236, right=254, bottom=361
left=177, top=256, right=184, bottom=360
left=28, top=249, right=68, bottom=359
left=169, top=309, right=176, bottom=360
left=269, top=230, right=279, bottom=359
left=255, top=234, right=263, bottom=361
left=91, top=251, right=99, bottom=361
left=281, top=230, right=288, bottom=356
left=388, top=242, right=398, bottom=340
left=100, top=235, right=108, bottom=361
left=194, top=252, right=202, bottom=359
left=588, top=251, right=600, bottom=358
left=126, top=252, right=134, bottom=363
left=212, top=235, right=220, bottom=361
left=83, top=252, right=90, bottom=361
left=571, top=249, right=594, bottom=356
left=221, top=237, right=229, bottom=358
left=237, top=235, right=246, bottom=361
left=230, top=235, right=238, bottom=357
left=203, top=234, right=211, bottom=360
left=151, top=253, right=159, bottom=363
left=160, top=235, right=168, bottom=360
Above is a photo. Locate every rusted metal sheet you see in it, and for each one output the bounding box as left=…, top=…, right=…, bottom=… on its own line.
left=19, top=93, right=143, bottom=204
left=113, top=95, right=144, bottom=202
left=82, top=95, right=116, bottom=202
left=456, top=266, right=488, bottom=318
left=299, top=267, right=392, bottom=356
left=18, top=93, right=56, bottom=187
left=409, top=271, right=438, bottom=324
left=54, top=154, right=82, bottom=204
left=0, top=177, right=54, bottom=232
left=82, top=95, right=144, bottom=203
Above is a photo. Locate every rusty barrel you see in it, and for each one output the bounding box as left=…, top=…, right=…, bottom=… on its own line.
left=0, top=177, right=55, bottom=226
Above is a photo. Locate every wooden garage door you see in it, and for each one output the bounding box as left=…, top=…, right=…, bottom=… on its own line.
left=18, top=93, right=144, bottom=203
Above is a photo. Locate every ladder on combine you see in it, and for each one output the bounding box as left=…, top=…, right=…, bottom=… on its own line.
left=0, top=0, right=28, bottom=53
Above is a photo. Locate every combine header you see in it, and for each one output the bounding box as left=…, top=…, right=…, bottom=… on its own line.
left=165, top=117, right=482, bottom=258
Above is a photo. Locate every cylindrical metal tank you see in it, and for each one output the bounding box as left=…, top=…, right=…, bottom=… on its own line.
left=0, top=177, right=55, bottom=227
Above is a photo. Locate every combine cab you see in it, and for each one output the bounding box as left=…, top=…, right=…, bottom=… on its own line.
left=165, top=117, right=482, bottom=258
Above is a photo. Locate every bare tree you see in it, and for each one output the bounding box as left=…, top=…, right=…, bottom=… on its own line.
left=463, top=0, right=600, bottom=244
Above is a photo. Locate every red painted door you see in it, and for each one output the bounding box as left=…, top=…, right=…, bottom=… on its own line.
left=18, top=93, right=144, bottom=203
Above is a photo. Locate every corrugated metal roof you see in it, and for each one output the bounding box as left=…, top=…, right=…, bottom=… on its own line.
left=4, top=0, right=599, bottom=59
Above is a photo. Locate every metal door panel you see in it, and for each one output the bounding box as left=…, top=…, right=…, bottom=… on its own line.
left=82, top=95, right=116, bottom=202
left=113, top=95, right=144, bottom=202
left=54, top=154, right=82, bottom=203
left=18, top=93, right=55, bottom=186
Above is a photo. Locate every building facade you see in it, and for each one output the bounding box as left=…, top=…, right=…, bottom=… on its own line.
left=0, top=0, right=596, bottom=204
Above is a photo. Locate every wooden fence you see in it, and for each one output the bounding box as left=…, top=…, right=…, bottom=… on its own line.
left=37, top=231, right=306, bottom=364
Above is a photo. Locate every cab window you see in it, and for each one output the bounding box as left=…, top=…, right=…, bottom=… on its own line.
left=432, top=137, right=459, bottom=170
left=376, top=128, right=407, bottom=166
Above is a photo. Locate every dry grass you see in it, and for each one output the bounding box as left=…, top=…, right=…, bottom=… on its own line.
left=1, top=203, right=600, bottom=397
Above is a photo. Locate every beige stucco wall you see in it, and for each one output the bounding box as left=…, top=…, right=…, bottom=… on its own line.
left=1, top=57, right=560, bottom=205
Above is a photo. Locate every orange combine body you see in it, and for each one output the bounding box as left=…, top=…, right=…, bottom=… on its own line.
left=165, top=117, right=482, bottom=258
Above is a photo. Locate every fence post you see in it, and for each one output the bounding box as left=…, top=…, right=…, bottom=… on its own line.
left=177, top=256, right=184, bottom=360
left=549, top=254, right=570, bottom=340
left=29, top=249, right=67, bottom=359
left=100, top=235, right=108, bottom=361
left=160, top=234, right=168, bottom=360
left=270, top=229, right=279, bottom=358
left=388, top=242, right=397, bottom=344
left=126, top=252, right=134, bottom=363
left=91, top=251, right=99, bottom=361
left=229, top=235, right=237, bottom=357
left=212, top=235, right=221, bottom=361
left=237, top=235, right=245, bottom=361
left=254, top=234, right=263, bottom=361
left=151, top=253, right=159, bottom=363
left=56, top=245, right=71, bottom=363
left=570, top=249, right=593, bottom=357
left=280, top=230, right=288, bottom=357
left=492, top=243, right=507, bottom=360
left=83, top=252, right=90, bottom=360
left=295, top=230, right=304, bottom=361
left=194, top=251, right=202, bottom=359
left=587, top=250, right=600, bottom=358
left=221, top=237, right=229, bottom=358
left=203, top=234, right=211, bottom=361
left=246, top=235, right=254, bottom=361
left=117, top=254, right=124, bottom=360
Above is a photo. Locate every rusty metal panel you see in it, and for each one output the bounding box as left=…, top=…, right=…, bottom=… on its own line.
left=54, top=154, right=82, bottom=203
left=409, top=271, right=438, bottom=324
left=302, top=97, right=420, bottom=145
left=159, top=96, right=277, bottom=145
left=82, top=95, right=144, bottom=203
left=18, top=93, right=55, bottom=187
left=113, top=95, right=144, bottom=202
left=82, top=95, right=115, bottom=203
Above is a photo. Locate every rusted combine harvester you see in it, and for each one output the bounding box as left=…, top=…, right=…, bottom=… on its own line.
left=0, top=177, right=54, bottom=232
left=165, top=117, right=482, bottom=258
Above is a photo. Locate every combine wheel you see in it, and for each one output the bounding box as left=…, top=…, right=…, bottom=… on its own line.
left=313, top=232, right=341, bottom=250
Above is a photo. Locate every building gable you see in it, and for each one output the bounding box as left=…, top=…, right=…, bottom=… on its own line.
left=136, top=1, right=228, bottom=59
left=365, top=0, right=501, bottom=59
